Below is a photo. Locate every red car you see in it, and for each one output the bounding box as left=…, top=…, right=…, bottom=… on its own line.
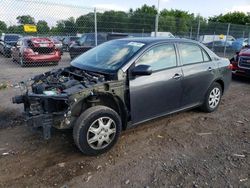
left=230, top=45, right=250, bottom=77
left=11, top=37, right=61, bottom=67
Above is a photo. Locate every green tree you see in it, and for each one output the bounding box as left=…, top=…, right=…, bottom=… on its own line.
left=0, top=20, right=7, bottom=33
left=159, top=9, right=196, bottom=36
left=209, top=12, right=250, bottom=25
left=7, top=25, right=23, bottom=34
left=52, top=20, right=65, bottom=35
left=129, top=4, right=157, bottom=33
left=98, top=11, right=129, bottom=32
left=76, top=13, right=95, bottom=33
left=64, top=17, right=77, bottom=34
left=16, top=15, right=35, bottom=25
left=37, top=20, right=50, bottom=34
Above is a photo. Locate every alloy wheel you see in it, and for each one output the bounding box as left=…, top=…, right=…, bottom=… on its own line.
left=87, top=117, right=116, bottom=150
left=208, top=87, right=221, bottom=109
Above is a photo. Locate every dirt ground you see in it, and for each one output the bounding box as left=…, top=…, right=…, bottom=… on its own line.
left=0, top=54, right=249, bottom=188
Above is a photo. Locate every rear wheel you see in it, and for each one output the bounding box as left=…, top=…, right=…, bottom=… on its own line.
left=200, top=82, right=222, bottom=112
left=73, top=106, right=122, bottom=156
left=11, top=54, right=16, bottom=62
left=19, top=54, right=26, bottom=67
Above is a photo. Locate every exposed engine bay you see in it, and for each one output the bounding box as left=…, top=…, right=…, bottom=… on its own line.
left=12, top=66, right=125, bottom=140
left=31, top=66, right=106, bottom=96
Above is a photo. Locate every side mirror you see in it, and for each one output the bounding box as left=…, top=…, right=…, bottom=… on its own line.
left=131, top=64, right=152, bottom=76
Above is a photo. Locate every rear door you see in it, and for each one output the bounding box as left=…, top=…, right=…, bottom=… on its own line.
left=129, top=43, right=183, bottom=124
left=178, top=42, right=216, bottom=107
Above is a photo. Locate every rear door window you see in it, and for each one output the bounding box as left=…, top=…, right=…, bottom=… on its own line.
left=179, top=43, right=206, bottom=65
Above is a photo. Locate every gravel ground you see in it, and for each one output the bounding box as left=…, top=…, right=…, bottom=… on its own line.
left=0, top=53, right=249, bottom=188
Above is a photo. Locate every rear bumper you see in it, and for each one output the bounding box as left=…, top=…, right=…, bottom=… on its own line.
left=24, top=53, right=61, bottom=63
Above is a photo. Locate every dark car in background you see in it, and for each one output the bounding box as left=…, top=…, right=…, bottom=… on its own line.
left=0, top=34, right=21, bottom=57
left=13, top=38, right=231, bottom=155
left=232, top=38, right=249, bottom=51
left=69, top=32, right=129, bottom=59
left=50, top=37, right=63, bottom=55
left=205, top=40, right=232, bottom=53
left=62, top=36, right=80, bottom=51
left=11, top=37, right=61, bottom=67
left=230, top=45, right=250, bottom=77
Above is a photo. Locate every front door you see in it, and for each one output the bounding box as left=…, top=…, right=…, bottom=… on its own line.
left=129, top=43, right=183, bottom=124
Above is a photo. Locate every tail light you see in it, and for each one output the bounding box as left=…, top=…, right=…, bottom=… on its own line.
left=228, top=64, right=233, bottom=70
left=23, top=48, right=34, bottom=54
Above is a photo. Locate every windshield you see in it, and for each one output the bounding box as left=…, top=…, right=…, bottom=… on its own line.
left=4, top=35, right=20, bottom=42
left=71, top=40, right=145, bottom=72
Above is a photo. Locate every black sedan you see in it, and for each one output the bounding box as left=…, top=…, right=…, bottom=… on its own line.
left=69, top=32, right=128, bottom=59
left=13, top=38, right=231, bottom=155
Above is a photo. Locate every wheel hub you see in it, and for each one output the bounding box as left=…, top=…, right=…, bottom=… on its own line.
left=208, top=87, right=221, bottom=109
left=87, top=117, right=116, bottom=150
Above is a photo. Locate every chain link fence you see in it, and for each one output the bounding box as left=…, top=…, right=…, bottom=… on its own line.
left=0, top=0, right=250, bottom=70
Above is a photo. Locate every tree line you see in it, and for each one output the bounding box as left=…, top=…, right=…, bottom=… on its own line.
left=0, top=5, right=250, bottom=37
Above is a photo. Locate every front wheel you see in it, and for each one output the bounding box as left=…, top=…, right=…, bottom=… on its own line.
left=73, top=106, right=122, bottom=156
left=200, top=82, right=222, bottom=113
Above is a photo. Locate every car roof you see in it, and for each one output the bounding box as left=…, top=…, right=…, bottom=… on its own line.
left=117, top=37, right=200, bottom=45
left=4, top=34, right=21, bottom=36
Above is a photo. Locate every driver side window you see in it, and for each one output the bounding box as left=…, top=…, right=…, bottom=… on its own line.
left=136, top=44, right=177, bottom=71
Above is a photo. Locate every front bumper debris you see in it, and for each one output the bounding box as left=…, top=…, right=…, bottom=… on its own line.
left=26, top=114, right=53, bottom=140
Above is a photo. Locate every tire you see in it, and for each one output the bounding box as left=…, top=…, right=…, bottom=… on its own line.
left=66, top=45, right=69, bottom=52
left=73, top=106, right=122, bottom=156
left=5, top=53, right=11, bottom=58
left=200, top=82, right=222, bottom=113
left=19, top=55, right=26, bottom=67
left=11, top=54, right=16, bottom=62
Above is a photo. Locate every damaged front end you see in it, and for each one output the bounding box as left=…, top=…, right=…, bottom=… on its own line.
left=12, top=66, right=108, bottom=139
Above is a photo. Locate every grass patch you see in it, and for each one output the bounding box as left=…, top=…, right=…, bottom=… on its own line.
left=0, top=82, right=8, bottom=90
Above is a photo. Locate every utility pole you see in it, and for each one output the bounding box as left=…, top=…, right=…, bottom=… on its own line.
left=154, top=0, right=160, bottom=37
left=196, top=15, right=200, bottom=41
left=224, top=23, right=231, bottom=57
left=94, top=7, right=97, bottom=46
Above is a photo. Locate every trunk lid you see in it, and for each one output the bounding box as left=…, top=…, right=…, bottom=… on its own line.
left=29, top=38, right=55, bottom=54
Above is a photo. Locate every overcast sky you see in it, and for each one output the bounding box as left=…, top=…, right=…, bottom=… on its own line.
left=54, top=0, right=250, bottom=17
left=1, top=0, right=250, bottom=26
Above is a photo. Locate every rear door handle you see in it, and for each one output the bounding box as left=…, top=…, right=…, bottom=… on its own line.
left=173, top=73, right=182, bottom=80
left=208, top=67, right=213, bottom=72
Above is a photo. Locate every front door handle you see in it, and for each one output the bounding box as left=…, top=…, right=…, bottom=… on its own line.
left=173, top=73, right=182, bottom=80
